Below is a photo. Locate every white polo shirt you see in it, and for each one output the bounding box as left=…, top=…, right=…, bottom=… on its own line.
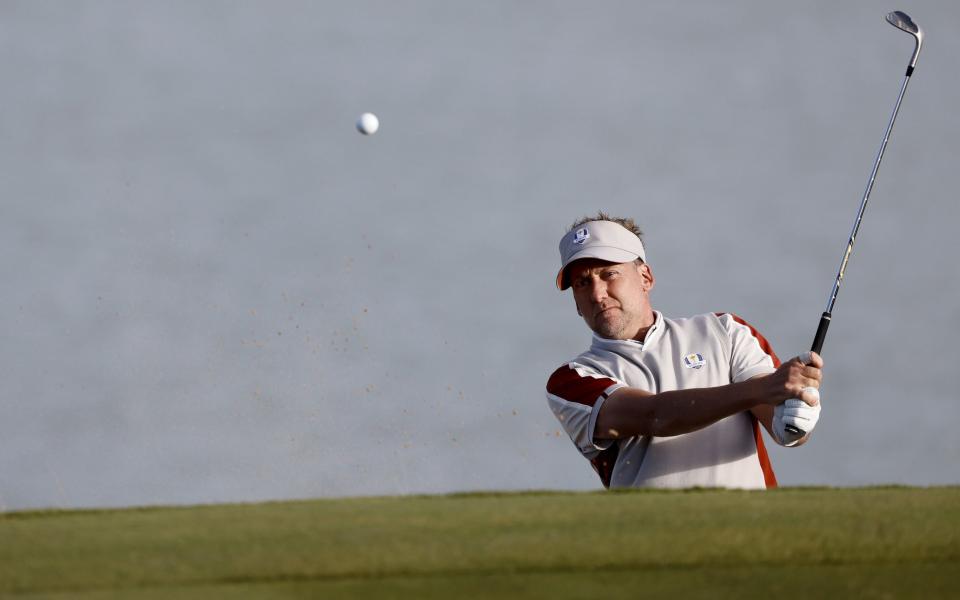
left=546, top=311, right=780, bottom=489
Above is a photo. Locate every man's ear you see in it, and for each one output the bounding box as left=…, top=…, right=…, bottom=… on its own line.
left=638, top=262, right=655, bottom=292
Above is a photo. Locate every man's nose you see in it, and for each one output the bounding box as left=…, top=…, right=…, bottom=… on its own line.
left=589, top=280, right=608, bottom=303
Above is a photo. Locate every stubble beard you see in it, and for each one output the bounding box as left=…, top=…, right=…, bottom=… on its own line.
left=591, top=308, right=631, bottom=340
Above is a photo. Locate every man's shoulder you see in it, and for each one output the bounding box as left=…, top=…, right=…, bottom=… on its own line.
left=660, top=312, right=776, bottom=353
left=663, top=311, right=724, bottom=324
left=545, top=357, right=623, bottom=403
left=547, top=350, right=603, bottom=378
left=546, top=344, right=621, bottom=387
left=661, top=311, right=730, bottom=336
left=668, top=311, right=767, bottom=332
left=708, top=312, right=773, bottom=339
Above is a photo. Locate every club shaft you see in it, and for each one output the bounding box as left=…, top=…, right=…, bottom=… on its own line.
left=817, top=72, right=913, bottom=337
left=789, top=70, right=916, bottom=438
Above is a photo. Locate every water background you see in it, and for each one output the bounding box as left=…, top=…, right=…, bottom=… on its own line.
left=2, top=1, right=958, bottom=510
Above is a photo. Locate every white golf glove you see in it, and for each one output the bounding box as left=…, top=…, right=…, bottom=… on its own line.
left=773, top=394, right=821, bottom=446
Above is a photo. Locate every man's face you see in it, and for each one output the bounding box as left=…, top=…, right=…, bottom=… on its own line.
left=568, top=258, right=655, bottom=340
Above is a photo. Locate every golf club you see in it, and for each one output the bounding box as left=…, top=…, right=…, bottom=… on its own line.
left=786, top=11, right=923, bottom=436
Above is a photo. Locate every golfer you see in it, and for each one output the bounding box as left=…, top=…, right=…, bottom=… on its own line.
left=546, top=214, right=823, bottom=489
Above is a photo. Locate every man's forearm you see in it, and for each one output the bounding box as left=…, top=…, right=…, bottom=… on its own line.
left=595, top=378, right=771, bottom=439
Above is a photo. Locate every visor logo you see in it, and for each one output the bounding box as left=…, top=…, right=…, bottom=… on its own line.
left=683, top=353, right=705, bottom=369
left=572, top=228, right=590, bottom=245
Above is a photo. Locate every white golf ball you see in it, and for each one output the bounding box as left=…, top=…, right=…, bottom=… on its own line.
left=356, top=112, right=379, bottom=135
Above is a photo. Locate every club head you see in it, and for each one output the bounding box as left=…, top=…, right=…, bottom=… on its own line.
left=886, top=10, right=923, bottom=70
left=886, top=10, right=918, bottom=34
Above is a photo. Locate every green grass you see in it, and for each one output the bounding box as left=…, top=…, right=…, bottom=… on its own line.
left=2, top=487, right=958, bottom=598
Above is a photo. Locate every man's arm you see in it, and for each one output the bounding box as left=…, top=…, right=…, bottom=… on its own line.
left=595, top=353, right=822, bottom=439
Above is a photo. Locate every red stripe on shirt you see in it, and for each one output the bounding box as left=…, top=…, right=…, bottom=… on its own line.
left=546, top=365, right=618, bottom=408
left=717, top=312, right=780, bottom=489
left=752, top=418, right=778, bottom=488
left=591, top=445, right=619, bottom=489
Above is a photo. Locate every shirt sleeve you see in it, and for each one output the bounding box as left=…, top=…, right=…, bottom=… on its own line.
left=715, top=313, right=781, bottom=382
left=545, top=361, right=627, bottom=458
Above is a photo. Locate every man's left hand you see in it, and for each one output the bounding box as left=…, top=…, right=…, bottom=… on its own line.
left=773, top=393, right=821, bottom=446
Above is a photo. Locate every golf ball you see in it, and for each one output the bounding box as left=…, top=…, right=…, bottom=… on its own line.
left=356, top=112, right=379, bottom=135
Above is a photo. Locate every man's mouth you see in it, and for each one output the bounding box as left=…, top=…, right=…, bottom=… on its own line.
left=595, top=306, right=620, bottom=318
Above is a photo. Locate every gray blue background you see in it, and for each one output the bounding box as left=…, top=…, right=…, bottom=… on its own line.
left=2, top=1, right=957, bottom=511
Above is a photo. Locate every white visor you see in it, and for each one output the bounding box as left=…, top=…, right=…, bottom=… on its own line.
left=556, top=220, right=646, bottom=290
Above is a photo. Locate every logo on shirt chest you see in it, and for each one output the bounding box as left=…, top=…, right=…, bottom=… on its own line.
left=682, top=352, right=706, bottom=369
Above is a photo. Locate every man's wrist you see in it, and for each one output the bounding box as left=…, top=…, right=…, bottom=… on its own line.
left=737, top=376, right=780, bottom=409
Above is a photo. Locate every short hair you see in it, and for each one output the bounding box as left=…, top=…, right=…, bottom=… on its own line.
left=569, top=211, right=644, bottom=246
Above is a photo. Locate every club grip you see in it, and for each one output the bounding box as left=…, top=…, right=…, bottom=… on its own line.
left=811, top=312, right=831, bottom=355
left=785, top=313, right=832, bottom=437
